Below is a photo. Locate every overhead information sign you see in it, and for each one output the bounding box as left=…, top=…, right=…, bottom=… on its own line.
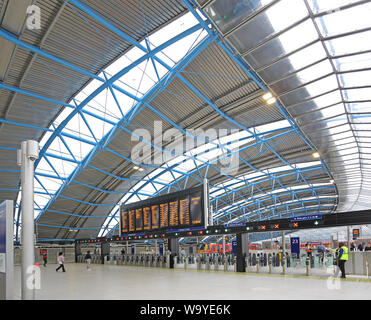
left=290, top=214, right=322, bottom=222
left=120, top=185, right=207, bottom=236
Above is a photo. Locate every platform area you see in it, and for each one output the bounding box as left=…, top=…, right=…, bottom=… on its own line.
left=13, top=263, right=371, bottom=300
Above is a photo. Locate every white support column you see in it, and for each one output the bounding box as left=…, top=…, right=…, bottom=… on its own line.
left=282, top=231, right=286, bottom=275
left=18, top=140, right=39, bottom=300
left=222, top=235, right=225, bottom=254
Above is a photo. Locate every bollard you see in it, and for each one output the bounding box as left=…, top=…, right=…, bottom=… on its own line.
left=268, top=256, right=272, bottom=274
left=282, top=255, right=286, bottom=275
left=184, top=255, right=187, bottom=271
left=306, top=256, right=310, bottom=276
left=256, top=259, right=260, bottom=273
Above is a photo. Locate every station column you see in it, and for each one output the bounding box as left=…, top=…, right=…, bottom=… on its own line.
left=101, top=240, right=110, bottom=264
left=74, top=242, right=81, bottom=263
left=167, top=238, right=178, bottom=269
left=236, top=233, right=249, bottom=272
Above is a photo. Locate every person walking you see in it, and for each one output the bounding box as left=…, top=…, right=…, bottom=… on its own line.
left=56, top=252, right=66, bottom=272
left=317, top=243, right=326, bottom=264
left=42, top=252, right=48, bottom=267
left=358, top=242, right=364, bottom=251
left=85, top=250, right=92, bottom=271
left=337, top=243, right=349, bottom=278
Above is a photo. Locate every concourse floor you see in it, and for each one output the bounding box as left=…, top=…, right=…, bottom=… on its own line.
left=13, top=263, right=371, bottom=300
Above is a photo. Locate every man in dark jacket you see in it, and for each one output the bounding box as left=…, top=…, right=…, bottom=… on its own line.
left=85, top=251, right=92, bottom=271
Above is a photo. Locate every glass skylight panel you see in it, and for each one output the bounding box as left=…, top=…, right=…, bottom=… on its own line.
left=344, top=88, right=371, bottom=101
left=227, top=0, right=308, bottom=54
left=316, top=3, right=371, bottom=38
left=246, top=19, right=319, bottom=69
left=269, top=59, right=333, bottom=94
left=325, top=30, right=371, bottom=56
left=334, top=52, right=371, bottom=73
left=157, top=29, right=207, bottom=66
left=340, top=70, right=371, bottom=88
left=258, top=41, right=326, bottom=83
left=346, top=103, right=371, bottom=115
left=349, top=113, right=371, bottom=124
left=308, top=0, right=362, bottom=14
left=280, top=74, right=338, bottom=106
left=205, top=0, right=274, bottom=34
left=147, top=13, right=196, bottom=47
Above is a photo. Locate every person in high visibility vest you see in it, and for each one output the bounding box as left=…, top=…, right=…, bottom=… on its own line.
left=306, top=243, right=312, bottom=257
left=337, top=243, right=349, bottom=278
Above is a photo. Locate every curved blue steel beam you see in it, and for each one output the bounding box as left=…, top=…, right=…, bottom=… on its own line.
left=33, top=32, right=217, bottom=228
left=4, top=0, right=337, bottom=239
left=183, top=0, right=339, bottom=202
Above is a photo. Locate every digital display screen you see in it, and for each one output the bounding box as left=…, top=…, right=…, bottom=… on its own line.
left=135, top=208, right=143, bottom=231
left=160, top=203, right=169, bottom=228
left=169, top=200, right=179, bottom=227
left=190, top=194, right=202, bottom=225
left=143, top=207, right=151, bottom=231
left=128, top=209, right=135, bottom=232
left=121, top=210, right=128, bottom=233
left=151, top=205, right=159, bottom=230
left=120, top=185, right=205, bottom=235
left=179, top=197, right=190, bottom=226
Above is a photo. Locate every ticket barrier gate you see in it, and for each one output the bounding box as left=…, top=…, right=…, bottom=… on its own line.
left=187, top=255, right=196, bottom=269
left=92, top=254, right=101, bottom=264
left=214, top=254, right=223, bottom=271
left=161, top=255, right=168, bottom=268
left=196, top=255, right=202, bottom=270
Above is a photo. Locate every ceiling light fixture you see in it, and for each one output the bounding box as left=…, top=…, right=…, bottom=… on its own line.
left=263, top=92, right=273, bottom=100
left=312, top=152, right=320, bottom=158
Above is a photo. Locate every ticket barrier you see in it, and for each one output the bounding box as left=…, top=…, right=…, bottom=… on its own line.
left=92, top=254, right=100, bottom=264
left=205, top=254, right=211, bottom=271
left=144, top=255, right=150, bottom=267
left=140, top=254, right=145, bottom=267
left=161, top=255, right=167, bottom=268
left=150, top=254, right=155, bottom=267
left=215, top=254, right=223, bottom=271
left=187, top=255, right=196, bottom=270
left=196, top=255, right=202, bottom=271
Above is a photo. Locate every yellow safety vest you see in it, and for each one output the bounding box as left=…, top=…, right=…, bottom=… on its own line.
left=340, top=246, right=349, bottom=260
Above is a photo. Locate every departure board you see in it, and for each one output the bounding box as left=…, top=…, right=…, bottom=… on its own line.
left=128, top=209, right=135, bottom=232
left=179, top=197, right=190, bottom=226
left=190, top=194, right=202, bottom=225
left=135, top=208, right=143, bottom=231
left=121, top=210, right=128, bottom=233
left=143, top=207, right=151, bottom=231
left=151, top=205, right=159, bottom=230
left=169, top=200, right=179, bottom=227
left=120, top=184, right=208, bottom=235
left=160, top=203, right=169, bottom=228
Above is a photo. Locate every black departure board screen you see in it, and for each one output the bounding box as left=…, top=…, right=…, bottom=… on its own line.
left=179, top=197, right=190, bottom=226
left=160, top=203, right=169, bottom=228
left=169, top=200, right=179, bottom=227
left=190, top=194, right=202, bottom=225
left=120, top=185, right=206, bottom=235
left=135, top=208, right=143, bottom=231
left=143, top=207, right=151, bottom=231
left=121, top=210, right=128, bottom=233
left=128, top=209, right=135, bottom=232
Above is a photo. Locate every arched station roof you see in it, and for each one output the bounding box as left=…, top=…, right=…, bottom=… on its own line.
left=0, top=0, right=369, bottom=243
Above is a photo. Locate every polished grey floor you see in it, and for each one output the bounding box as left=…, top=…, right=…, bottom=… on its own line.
left=13, top=263, right=371, bottom=300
